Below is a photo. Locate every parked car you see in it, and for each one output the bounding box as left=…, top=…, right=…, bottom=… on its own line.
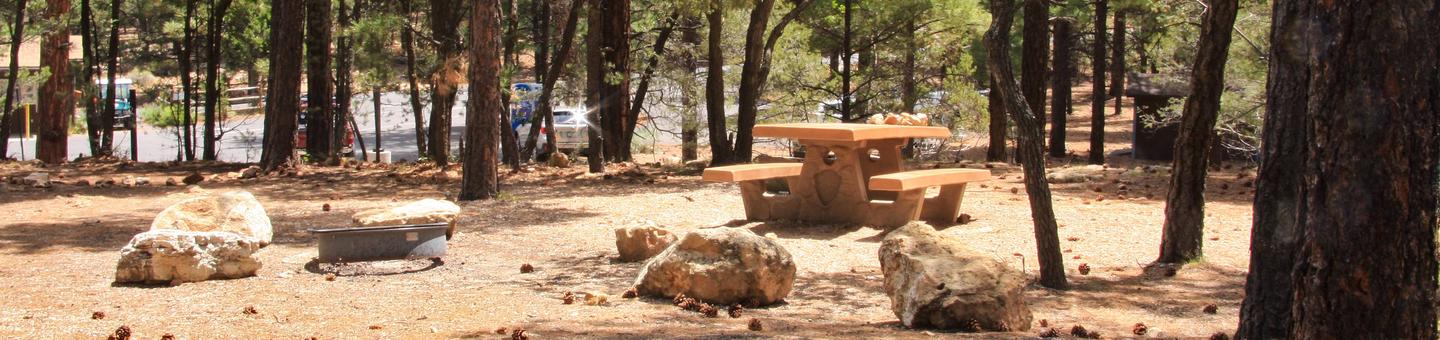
left=296, top=94, right=356, bottom=153
left=516, top=107, right=589, bottom=154
left=96, top=78, right=135, bottom=130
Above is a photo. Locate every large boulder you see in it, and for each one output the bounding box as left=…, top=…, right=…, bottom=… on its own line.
left=114, top=229, right=263, bottom=285
left=634, top=227, right=796, bottom=306
left=150, top=191, right=274, bottom=246
left=615, top=225, right=677, bottom=262
left=351, top=199, right=461, bottom=239
left=879, top=222, right=1032, bottom=331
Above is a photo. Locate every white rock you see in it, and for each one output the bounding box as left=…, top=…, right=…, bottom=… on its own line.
left=879, top=222, right=1032, bottom=331
left=634, top=227, right=796, bottom=306
left=114, top=229, right=263, bottom=285
left=150, top=191, right=274, bottom=246
left=352, top=199, right=462, bottom=239
left=614, top=226, right=677, bottom=262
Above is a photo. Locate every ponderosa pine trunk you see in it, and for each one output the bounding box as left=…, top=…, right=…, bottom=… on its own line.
left=1020, top=0, right=1048, bottom=131
left=178, top=0, right=196, bottom=161
left=0, top=0, right=26, bottom=159
left=734, top=0, right=811, bottom=162
left=203, top=0, right=232, bottom=161
left=100, top=0, right=120, bottom=157
left=36, top=0, right=71, bottom=164
left=426, top=0, right=466, bottom=166
left=593, top=0, right=629, bottom=164
left=838, top=0, right=853, bottom=121
left=498, top=0, right=519, bottom=169
left=1109, top=11, right=1124, bottom=117
left=985, top=0, right=1065, bottom=290
left=1156, top=0, right=1237, bottom=264
left=1237, top=1, right=1440, bottom=338
left=986, top=78, right=1006, bottom=162
left=460, top=0, right=501, bottom=200
left=400, top=0, right=426, bottom=156
left=260, top=0, right=304, bottom=171
left=333, top=0, right=356, bottom=162
left=304, top=0, right=333, bottom=161
left=1047, top=18, right=1072, bottom=158
left=704, top=5, right=731, bottom=165
left=1087, top=0, right=1106, bottom=165
left=80, top=0, right=99, bottom=155
left=622, top=13, right=677, bottom=161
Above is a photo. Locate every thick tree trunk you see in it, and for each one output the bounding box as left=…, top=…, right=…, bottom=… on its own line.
left=734, top=0, right=811, bottom=161
left=203, top=0, right=233, bottom=161
left=36, top=0, right=71, bottom=164
left=304, top=0, right=333, bottom=161
left=1047, top=18, right=1072, bottom=158
left=260, top=0, right=304, bottom=171
left=0, top=0, right=26, bottom=159
left=704, top=6, right=731, bottom=165
left=593, top=0, right=629, bottom=163
left=400, top=0, right=426, bottom=156
left=622, top=13, right=677, bottom=161
left=1020, top=0, right=1047, bottom=130
left=1087, top=0, right=1106, bottom=165
left=1109, top=11, right=1124, bottom=116
left=460, top=0, right=501, bottom=200
left=1156, top=0, right=1237, bottom=264
left=985, top=0, right=1065, bottom=290
left=583, top=0, right=604, bottom=172
left=426, top=0, right=465, bottom=166
left=986, top=78, right=1007, bottom=162
left=1237, top=1, right=1439, bottom=338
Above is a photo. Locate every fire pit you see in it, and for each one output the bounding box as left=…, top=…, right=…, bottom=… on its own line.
left=310, top=223, right=449, bottom=263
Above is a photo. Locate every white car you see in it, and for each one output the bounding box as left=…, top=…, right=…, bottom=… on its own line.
left=517, top=107, right=589, bottom=154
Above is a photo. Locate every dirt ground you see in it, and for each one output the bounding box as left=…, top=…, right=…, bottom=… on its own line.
left=0, top=94, right=1255, bottom=339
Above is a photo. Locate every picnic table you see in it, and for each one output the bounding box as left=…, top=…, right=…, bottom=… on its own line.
left=703, top=123, right=990, bottom=227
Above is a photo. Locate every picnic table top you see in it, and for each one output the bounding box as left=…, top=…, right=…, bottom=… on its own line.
left=753, top=123, right=951, bottom=142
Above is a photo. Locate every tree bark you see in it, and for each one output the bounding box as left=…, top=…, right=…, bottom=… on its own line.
left=36, top=0, right=71, bottom=164
left=426, top=0, right=466, bottom=166
left=0, top=0, right=26, bottom=159
left=593, top=0, right=629, bottom=163
left=179, top=0, right=196, bottom=161
left=1109, top=10, right=1124, bottom=116
left=1237, top=1, right=1439, bottom=338
left=986, top=78, right=1007, bottom=162
left=1020, top=0, right=1048, bottom=130
left=734, top=0, right=810, bottom=162
left=333, top=0, right=357, bottom=162
left=1156, top=0, right=1237, bottom=264
left=260, top=0, right=304, bottom=171
left=985, top=0, right=1065, bottom=290
left=304, top=0, right=333, bottom=161
left=203, top=0, right=233, bottom=161
left=498, top=0, right=520, bottom=169
left=704, top=5, right=731, bottom=165
left=900, top=18, right=917, bottom=114
left=1047, top=18, right=1072, bottom=158
left=583, top=0, right=605, bottom=172
left=1087, top=0, right=1106, bottom=165
left=522, top=0, right=579, bottom=161
left=101, top=0, right=120, bottom=157
left=460, top=0, right=501, bottom=200
left=838, top=0, right=853, bottom=121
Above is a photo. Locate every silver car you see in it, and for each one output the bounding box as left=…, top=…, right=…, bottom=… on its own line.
left=517, top=108, right=589, bottom=153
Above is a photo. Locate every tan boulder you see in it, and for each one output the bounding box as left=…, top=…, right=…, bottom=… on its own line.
left=634, top=227, right=796, bottom=306
left=352, top=199, right=461, bottom=239
left=615, top=226, right=677, bottom=262
left=114, top=229, right=263, bottom=285
left=150, top=191, right=273, bottom=246
left=548, top=152, right=571, bottom=168
left=879, top=222, right=1032, bottom=331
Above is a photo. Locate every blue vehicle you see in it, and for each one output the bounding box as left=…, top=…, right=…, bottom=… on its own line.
left=97, top=78, right=135, bottom=129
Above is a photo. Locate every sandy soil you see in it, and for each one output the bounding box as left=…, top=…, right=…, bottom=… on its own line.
left=0, top=94, right=1254, bottom=339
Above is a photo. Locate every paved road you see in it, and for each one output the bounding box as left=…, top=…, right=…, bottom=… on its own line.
left=5, top=87, right=705, bottom=163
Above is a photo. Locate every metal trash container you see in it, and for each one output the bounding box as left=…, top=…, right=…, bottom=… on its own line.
left=310, top=223, right=449, bottom=263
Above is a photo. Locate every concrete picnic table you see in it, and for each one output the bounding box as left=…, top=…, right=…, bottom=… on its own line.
left=705, top=123, right=989, bottom=227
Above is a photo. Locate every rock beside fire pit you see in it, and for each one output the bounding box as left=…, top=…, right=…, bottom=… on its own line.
left=114, top=230, right=263, bottom=285
left=879, top=222, right=1033, bottom=331
left=351, top=199, right=462, bottom=239
left=615, top=225, right=677, bottom=262
left=150, top=191, right=274, bottom=246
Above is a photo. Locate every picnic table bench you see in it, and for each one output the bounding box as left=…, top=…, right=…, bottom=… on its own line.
left=703, top=123, right=989, bottom=227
